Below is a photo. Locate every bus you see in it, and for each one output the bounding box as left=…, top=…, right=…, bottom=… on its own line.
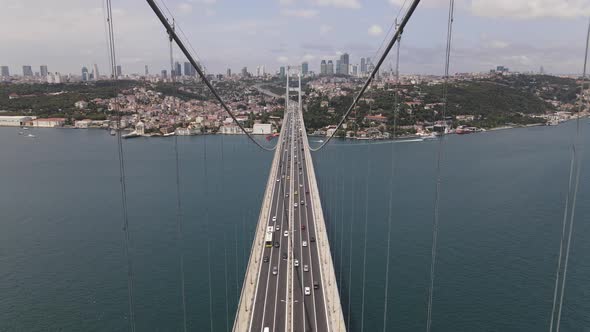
left=265, top=226, right=274, bottom=248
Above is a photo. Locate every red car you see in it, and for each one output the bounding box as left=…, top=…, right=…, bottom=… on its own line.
left=301, top=225, right=306, bottom=230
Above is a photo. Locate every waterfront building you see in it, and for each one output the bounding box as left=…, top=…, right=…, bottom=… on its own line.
left=30, top=118, right=66, bottom=127
left=0, top=116, right=33, bottom=127
left=253, top=123, right=272, bottom=135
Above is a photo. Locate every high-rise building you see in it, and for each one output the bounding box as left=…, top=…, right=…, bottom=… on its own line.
left=327, top=60, right=334, bottom=75
left=226, top=68, right=231, bottom=77
left=351, top=64, right=358, bottom=77
left=302, top=62, right=309, bottom=75
left=81, top=67, right=89, bottom=81
left=92, top=64, right=100, bottom=80
left=145, top=65, right=149, bottom=76
left=339, top=53, right=349, bottom=75
left=1, top=66, right=9, bottom=77
left=360, top=57, right=366, bottom=74
left=175, top=61, right=182, bottom=77
left=260, top=65, right=265, bottom=77
left=116, top=65, right=122, bottom=77
left=161, top=69, right=168, bottom=78
left=54, top=72, right=62, bottom=84
left=40, top=65, right=48, bottom=77
left=320, top=60, right=327, bottom=75
left=279, top=66, right=285, bottom=78
left=184, top=62, right=195, bottom=76
left=241, top=67, right=248, bottom=77
left=336, top=60, right=341, bottom=75
left=22, top=65, right=33, bottom=77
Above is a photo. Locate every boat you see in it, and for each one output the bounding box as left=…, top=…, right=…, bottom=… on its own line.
left=27, top=134, right=36, bottom=138
left=122, top=132, right=140, bottom=139
left=455, top=126, right=482, bottom=135
left=110, top=129, right=117, bottom=136
left=22, top=127, right=29, bottom=130
left=18, top=131, right=24, bottom=135
left=163, top=132, right=175, bottom=137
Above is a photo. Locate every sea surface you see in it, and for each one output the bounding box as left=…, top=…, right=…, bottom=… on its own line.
left=0, top=121, right=589, bottom=332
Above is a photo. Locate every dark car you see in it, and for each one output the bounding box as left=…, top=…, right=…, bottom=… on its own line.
left=282, top=252, right=288, bottom=260
left=301, top=224, right=306, bottom=230
left=263, top=256, right=269, bottom=263
left=274, top=241, right=280, bottom=248
left=310, top=236, right=315, bottom=242
left=314, top=281, right=319, bottom=289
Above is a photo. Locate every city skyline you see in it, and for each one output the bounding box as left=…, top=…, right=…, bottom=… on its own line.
left=2, top=1, right=590, bottom=75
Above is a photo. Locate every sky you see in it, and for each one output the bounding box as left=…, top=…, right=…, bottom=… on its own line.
left=2, top=0, right=590, bottom=76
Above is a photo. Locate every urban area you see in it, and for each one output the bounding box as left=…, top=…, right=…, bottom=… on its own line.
left=1, top=53, right=588, bottom=140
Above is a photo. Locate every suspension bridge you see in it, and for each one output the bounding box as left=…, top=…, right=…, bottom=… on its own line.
left=97, top=0, right=588, bottom=330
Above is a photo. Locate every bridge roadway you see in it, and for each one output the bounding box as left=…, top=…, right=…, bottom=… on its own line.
left=234, top=101, right=345, bottom=331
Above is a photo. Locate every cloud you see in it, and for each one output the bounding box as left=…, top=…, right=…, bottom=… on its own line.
left=281, top=8, right=319, bottom=18
left=302, top=54, right=316, bottom=62
left=486, top=40, right=509, bottom=49
left=471, top=0, right=590, bottom=19
left=177, top=3, right=193, bottom=14
left=368, top=24, right=383, bottom=36
left=312, top=0, right=361, bottom=9
left=319, top=24, right=333, bottom=35
left=205, top=8, right=216, bottom=16
left=277, top=56, right=290, bottom=63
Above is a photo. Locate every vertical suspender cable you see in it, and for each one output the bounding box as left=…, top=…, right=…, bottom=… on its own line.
left=174, top=135, right=188, bottom=332
left=426, top=1, right=454, bottom=332
left=104, top=1, right=136, bottom=330
left=549, top=17, right=590, bottom=332
left=383, top=19, right=402, bottom=332
left=360, top=144, right=371, bottom=332
left=348, top=167, right=356, bottom=330
left=204, top=134, right=214, bottom=332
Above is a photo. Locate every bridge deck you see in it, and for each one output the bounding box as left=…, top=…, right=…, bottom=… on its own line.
left=234, top=101, right=345, bottom=332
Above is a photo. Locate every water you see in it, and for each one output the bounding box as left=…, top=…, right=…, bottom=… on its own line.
left=0, top=122, right=588, bottom=331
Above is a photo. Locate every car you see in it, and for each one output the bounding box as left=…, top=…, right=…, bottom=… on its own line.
left=282, top=252, right=288, bottom=260
left=303, top=265, right=309, bottom=272
left=301, top=200, right=304, bottom=205
left=305, top=190, right=309, bottom=194
left=310, top=236, right=315, bottom=242
left=294, top=203, right=298, bottom=208
left=272, top=266, right=278, bottom=276
left=275, top=225, right=280, bottom=231
left=304, top=287, right=311, bottom=296
left=300, top=184, right=303, bottom=188
left=285, top=193, right=289, bottom=198
left=274, top=241, right=280, bottom=248
left=294, top=259, right=299, bottom=267
left=284, top=230, right=289, bottom=237
left=313, top=281, right=319, bottom=289
left=277, top=178, right=280, bottom=182
left=294, top=191, right=298, bottom=195
left=263, top=256, right=269, bottom=263
left=272, top=216, right=277, bottom=222
left=302, top=241, right=308, bottom=247
left=301, top=224, right=306, bottom=230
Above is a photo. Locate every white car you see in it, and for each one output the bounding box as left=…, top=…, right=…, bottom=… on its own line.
left=300, top=184, right=303, bottom=187
left=284, top=230, right=289, bottom=237
left=272, top=216, right=277, bottom=222
left=294, top=203, right=298, bottom=208
left=304, top=287, right=311, bottom=296
left=275, top=225, right=280, bottom=231
left=277, top=178, right=280, bottom=182
left=303, top=265, right=309, bottom=272
left=294, top=259, right=299, bottom=267
left=302, top=241, right=308, bottom=247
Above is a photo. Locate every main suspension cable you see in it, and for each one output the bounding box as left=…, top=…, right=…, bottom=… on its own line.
left=309, top=0, right=421, bottom=151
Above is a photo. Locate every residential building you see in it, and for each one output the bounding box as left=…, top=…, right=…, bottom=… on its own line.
left=40, top=65, right=48, bottom=77
left=81, top=67, right=89, bottom=81
left=92, top=64, right=100, bottom=80
left=22, top=65, right=33, bottom=77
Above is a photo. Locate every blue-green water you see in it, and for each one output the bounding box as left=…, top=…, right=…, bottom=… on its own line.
left=0, top=122, right=588, bottom=331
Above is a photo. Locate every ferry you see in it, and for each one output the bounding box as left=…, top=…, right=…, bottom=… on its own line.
left=455, top=126, right=482, bottom=135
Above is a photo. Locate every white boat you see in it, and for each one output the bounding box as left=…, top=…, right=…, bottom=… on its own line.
left=18, top=131, right=24, bottom=135
left=27, top=134, right=36, bottom=138
left=22, top=127, right=29, bottom=130
left=110, top=129, right=117, bottom=136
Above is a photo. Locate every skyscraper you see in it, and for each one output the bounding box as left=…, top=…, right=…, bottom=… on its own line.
left=360, top=57, right=366, bottom=74
left=280, top=66, right=285, bottom=78
left=302, top=62, right=309, bottom=75
left=327, top=61, right=334, bottom=75
left=175, top=61, right=182, bottom=77
left=241, top=67, right=248, bottom=77
left=81, top=67, right=89, bottom=81
left=184, top=62, right=193, bottom=76
left=226, top=68, right=231, bottom=77
left=336, top=60, right=341, bottom=75
left=1, top=66, right=9, bottom=77
left=22, top=65, right=33, bottom=77
left=161, top=69, right=168, bottom=79
left=339, top=53, right=349, bottom=75
left=145, top=65, right=149, bottom=76
left=92, top=64, right=100, bottom=80
left=116, top=65, right=122, bottom=77
left=320, top=60, right=327, bottom=75
left=40, top=65, right=48, bottom=77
